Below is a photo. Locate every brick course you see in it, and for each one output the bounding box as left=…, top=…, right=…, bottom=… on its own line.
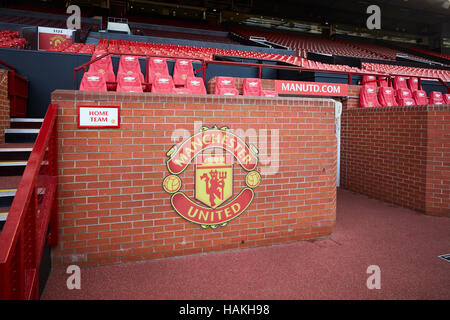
left=51, top=90, right=338, bottom=267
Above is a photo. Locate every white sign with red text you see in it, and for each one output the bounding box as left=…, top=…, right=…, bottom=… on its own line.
left=78, top=106, right=120, bottom=128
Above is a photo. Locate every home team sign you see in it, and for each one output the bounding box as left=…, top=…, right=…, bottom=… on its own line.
left=275, top=80, right=348, bottom=96
left=78, top=106, right=120, bottom=128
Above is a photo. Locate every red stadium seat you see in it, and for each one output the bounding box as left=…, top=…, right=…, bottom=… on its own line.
left=408, top=77, right=419, bottom=92
left=429, top=91, right=444, bottom=104
left=378, top=76, right=389, bottom=88
left=359, top=85, right=380, bottom=108
left=88, top=53, right=116, bottom=89
left=79, top=72, right=107, bottom=92
left=147, top=57, right=169, bottom=84
left=444, top=93, right=450, bottom=104
left=378, top=87, right=397, bottom=107
left=362, top=75, right=377, bottom=88
left=242, top=78, right=278, bottom=97
left=173, top=59, right=195, bottom=86
left=185, top=76, right=207, bottom=95
left=118, top=55, right=144, bottom=82
left=214, top=77, right=239, bottom=96
left=174, top=87, right=192, bottom=94
left=243, top=78, right=263, bottom=96
left=412, top=90, right=428, bottom=105
left=393, top=76, right=408, bottom=90
left=116, top=73, right=143, bottom=93
left=399, top=98, right=416, bottom=106
left=151, top=75, right=175, bottom=93
left=396, top=88, right=412, bottom=105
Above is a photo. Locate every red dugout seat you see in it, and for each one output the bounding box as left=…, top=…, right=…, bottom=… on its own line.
left=242, top=78, right=278, bottom=97
left=89, top=52, right=116, bottom=89
left=185, top=77, right=207, bottom=95
left=79, top=72, right=107, bottom=92
left=400, top=98, right=416, bottom=106
left=362, top=75, right=377, bottom=88
left=214, top=77, right=239, bottom=96
left=147, top=57, right=169, bottom=84
left=429, top=91, right=444, bottom=104
left=378, top=76, right=389, bottom=88
left=444, top=93, right=450, bottom=104
left=412, top=90, right=428, bottom=105
left=393, top=76, right=408, bottom=90
left=408, top=77, right=419, bottom=92
left=378, top=87, right=397, bottom=107
left=118, top=55, right=144, bottom=82
left=116, top=73, right=143, bottom=93
left=151, top=75, right=175, bottom=93
left=396, top=88, right=413, bottom=105
left=173, top=87, right=192, bottom=94
left=359, top=85, right=380, bottom=108
left=173, top=59, right=195, bottom=86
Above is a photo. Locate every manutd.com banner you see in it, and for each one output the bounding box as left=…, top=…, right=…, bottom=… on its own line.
left=275, top=80, right=348, bottom=97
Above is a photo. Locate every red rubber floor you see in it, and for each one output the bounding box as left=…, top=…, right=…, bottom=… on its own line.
left=41, top=188, right=450, bottom=300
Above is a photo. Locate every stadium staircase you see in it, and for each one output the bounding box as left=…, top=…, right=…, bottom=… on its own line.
left=0, top=118, right=42, bottom=230
left=0, top=103, right=58, bottom=299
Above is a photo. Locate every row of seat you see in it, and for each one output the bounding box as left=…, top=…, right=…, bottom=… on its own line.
left=214, top=77, right=278, bottom=97
left=43, top=37, right=450, bottom=83
left=81, top=72, right=206, bottom=94
left=80, top=53, right=206, bottom=94
left=360, top=85, right=449, bottom=108
left=0, top=29, right=26, bottom=49
left=362, top=75, right=422, bottom=91
left=86, top=53, right=198, bottom=86
left=362, top=63, right=450, bottom=82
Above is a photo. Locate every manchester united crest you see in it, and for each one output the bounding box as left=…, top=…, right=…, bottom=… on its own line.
left=163, top=126, right=261, bottom=229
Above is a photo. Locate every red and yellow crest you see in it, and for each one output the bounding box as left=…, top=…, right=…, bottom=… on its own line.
left=163, top=126, right=261, bottom=229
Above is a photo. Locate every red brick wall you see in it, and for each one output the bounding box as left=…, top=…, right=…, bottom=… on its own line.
left=51, top=90, right=338, bottom=267
left=0, top=69, right=10, bottom=144
left=341, top=104, right=450, bottom=217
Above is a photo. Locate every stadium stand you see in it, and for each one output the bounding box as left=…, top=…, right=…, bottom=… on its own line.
left=0, top=30, right=26, bottom=49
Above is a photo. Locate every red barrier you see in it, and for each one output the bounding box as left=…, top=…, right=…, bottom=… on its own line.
left=0, top=104, right=58, bottom=300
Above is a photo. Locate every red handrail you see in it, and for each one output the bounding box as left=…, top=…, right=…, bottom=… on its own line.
left=0, top=103, right=58, bottom=300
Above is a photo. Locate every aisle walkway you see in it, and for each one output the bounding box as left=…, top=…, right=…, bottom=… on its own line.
left=42, top=189, right=450, bottom=300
